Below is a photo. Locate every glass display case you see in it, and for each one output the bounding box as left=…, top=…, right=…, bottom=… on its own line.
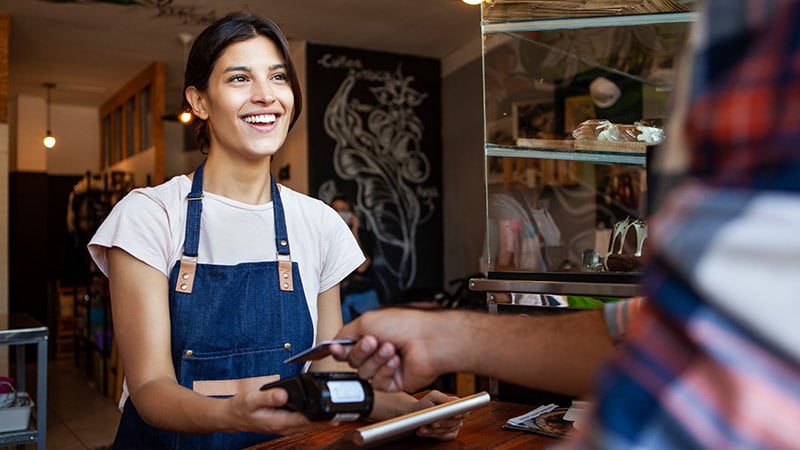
left=473, top=1, right=697, bottom=303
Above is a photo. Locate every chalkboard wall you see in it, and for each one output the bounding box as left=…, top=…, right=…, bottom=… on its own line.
left=306, top=43, right=443, bottom=303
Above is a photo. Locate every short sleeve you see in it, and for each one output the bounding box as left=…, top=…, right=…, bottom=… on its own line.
left=603, top=296, right=645, bottom=342
left=87, top=190, right=177, bottom=278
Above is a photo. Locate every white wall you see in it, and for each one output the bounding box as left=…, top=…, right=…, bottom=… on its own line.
left=12, top=95, right=47, bottom=172
left=107, top=147, right=154, bottom=187
left=12, top=95, right=99, bottom=176
left=47, top=104, right=100, bottom=176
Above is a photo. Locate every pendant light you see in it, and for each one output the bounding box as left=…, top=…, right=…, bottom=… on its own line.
left=177, top=33, right=195, bottom=125
left=42, top=83, right=56, bottom=149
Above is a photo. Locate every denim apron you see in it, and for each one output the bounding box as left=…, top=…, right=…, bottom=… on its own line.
left=113, top=161, right=314, bottom=449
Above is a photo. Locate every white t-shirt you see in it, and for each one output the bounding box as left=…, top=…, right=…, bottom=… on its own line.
left=88, top=174, right=365, bottom=336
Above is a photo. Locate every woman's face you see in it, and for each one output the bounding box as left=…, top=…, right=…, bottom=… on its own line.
left=331, top=199, right=354, bottom=225
left=190, top=35, right=295, bottom=160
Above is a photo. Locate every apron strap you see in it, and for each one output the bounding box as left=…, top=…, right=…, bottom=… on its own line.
left=271, top=176, right=291, bottom=256
left=175, top=160, right=294, bottom=293
left=271, top=176, right=294, bottom=291
left=175, top=161, right=205, bottom=294
left=184, top=160, right=206, bottom=258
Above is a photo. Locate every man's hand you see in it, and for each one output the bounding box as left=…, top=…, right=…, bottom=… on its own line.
left=329, top=309, right=445, bottom=393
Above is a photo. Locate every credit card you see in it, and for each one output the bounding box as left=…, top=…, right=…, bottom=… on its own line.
left=283, top=339, right=356, bottom=363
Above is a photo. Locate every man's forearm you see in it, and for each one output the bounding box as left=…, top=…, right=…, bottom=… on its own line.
left=437, top=310, right=614, bottom=397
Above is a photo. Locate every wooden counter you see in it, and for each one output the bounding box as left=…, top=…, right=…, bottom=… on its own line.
left=247, top=400, right=559, bottom=449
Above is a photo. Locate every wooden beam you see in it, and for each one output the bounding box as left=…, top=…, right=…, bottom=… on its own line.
left=0, top=14, right=9, bottom=124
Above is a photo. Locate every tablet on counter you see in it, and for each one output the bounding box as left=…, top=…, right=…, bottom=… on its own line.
left=350, top=391, right=490, bottom=446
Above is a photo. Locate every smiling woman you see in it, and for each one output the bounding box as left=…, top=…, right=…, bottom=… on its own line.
left=184, top=35, right=296, bottom=166
left=182, top=15, right=302, bottom=158
left=85, top=12, right=464, bottom=450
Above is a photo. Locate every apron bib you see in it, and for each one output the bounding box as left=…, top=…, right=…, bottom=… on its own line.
left=114, top=162, right=314, bottom=449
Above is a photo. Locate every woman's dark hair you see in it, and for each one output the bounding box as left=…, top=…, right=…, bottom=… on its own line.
left=331, top=195, right=354, bottom=211
left=183, top=13, right=302, bottom=151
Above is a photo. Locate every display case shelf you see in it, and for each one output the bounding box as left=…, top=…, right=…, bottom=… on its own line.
left=486, top=143, right=646, bottom=165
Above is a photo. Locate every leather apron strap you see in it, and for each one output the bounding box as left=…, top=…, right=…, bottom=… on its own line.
left=175, top=161, right=295, bottom=293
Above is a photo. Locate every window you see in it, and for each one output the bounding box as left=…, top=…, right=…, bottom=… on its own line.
left=99, top=62, right=165, bottom=183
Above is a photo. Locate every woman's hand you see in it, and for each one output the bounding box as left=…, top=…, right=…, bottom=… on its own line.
left=410, top=390, right=465, bottom=441
left=225, top=387, right=340, bottom=435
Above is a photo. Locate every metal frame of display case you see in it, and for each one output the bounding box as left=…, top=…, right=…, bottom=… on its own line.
left=0, top=314, right=48, bottom=450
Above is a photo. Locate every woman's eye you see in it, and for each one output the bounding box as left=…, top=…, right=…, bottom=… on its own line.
left=272, top=73, right=288, bottom=82
left=229, top=75, right=248, bottom=83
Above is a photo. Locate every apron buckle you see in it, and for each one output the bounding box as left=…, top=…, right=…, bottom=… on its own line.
left=277, top=254, right=294, bottom=292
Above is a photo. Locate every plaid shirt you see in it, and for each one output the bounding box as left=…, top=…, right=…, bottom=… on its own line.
left=563, top=1, right=800, bottom=448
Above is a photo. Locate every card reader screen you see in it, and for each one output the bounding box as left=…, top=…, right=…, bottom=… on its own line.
left=327, top=380, right=366, bottom=403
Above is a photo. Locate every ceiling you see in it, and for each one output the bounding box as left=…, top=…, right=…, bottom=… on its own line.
left=0, top=0, right=481, bottom=112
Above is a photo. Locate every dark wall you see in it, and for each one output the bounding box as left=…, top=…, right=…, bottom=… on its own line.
left=9, top=172, right=49, bottom=324
left=48, top=174, right=84, bottom=284
left=9, top=172, right=81, bottom=330
left=441, top=57, right=485, bottom=285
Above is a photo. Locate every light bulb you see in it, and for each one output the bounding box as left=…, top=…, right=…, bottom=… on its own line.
left=462, top=0, right=482, bottom=4
left=43, top=134, right=56, bottom=149
left=178, top=110, right=194, bottom=124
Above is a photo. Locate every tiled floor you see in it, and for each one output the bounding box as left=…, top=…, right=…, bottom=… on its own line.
left=33, top=358, right=121, bottom=450
left=44, top=359, right=120, bottom=450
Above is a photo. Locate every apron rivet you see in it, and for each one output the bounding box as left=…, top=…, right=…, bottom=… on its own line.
left=280, top=239, right=287, bottom=246
left=182, top=272, right=190, bottom=280
left=282, top=273, right=289, bottom=279
left=284, top=342, right=291, bottom=350
left=185, top=350, right=193, bottom=356
left=283, top=282, right=289, bottom=289
left=180, top=283, right=188, bottom=290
